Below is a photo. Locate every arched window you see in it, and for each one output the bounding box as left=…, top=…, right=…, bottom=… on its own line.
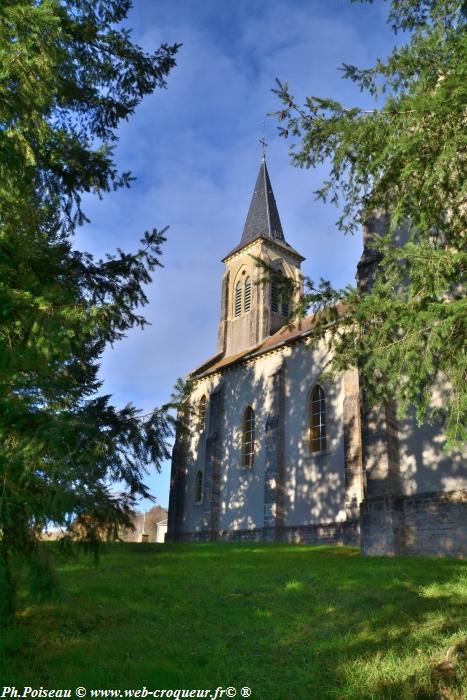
left=242, top=406, right=255, bottom=468
left=310, top=385, right=326, bottom=453
left=199, top=395, right=207, bottom=431
left=195, top=470, right=203, bottom=503
left=234, top=281, right=242, bottom=316
left=244, top=277, right=252, bottom=312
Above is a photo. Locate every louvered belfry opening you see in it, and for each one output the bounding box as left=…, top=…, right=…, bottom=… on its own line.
left=244, top=277, right=252, bottom=312
left=271, top=279, right=278, bottom=312
left=271, top=277, right=290, bottom=317
left=234, top=282, right=242, bottom=316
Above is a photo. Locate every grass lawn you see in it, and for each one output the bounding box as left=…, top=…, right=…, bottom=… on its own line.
left=1, top=543, right=466, bottom=699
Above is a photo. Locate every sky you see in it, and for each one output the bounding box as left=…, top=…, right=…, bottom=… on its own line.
left=75, top=0, right=398, bottom=510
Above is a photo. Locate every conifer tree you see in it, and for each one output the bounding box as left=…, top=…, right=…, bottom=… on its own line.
left=275, top=0, right=466, bottom=447
left=0, top=0, right=180, bottom=615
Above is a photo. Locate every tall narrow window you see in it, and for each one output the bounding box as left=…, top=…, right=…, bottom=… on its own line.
left=310, top=385, right=326, bottom=453
left=195, top=470, right=203, bottom=503
left=271, top=279, right=278, bottom=312
left=199, top=395, right=207, bottom=431
left=281, top=298, right=289, bottom=317
left=244, top=277, right=252, bottom=312
left=235, top=281, right=242, bottom=316
left=242, top=406, right=255, bottom=468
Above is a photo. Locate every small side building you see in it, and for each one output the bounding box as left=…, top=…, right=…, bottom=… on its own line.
left=120, top=507, right=168, bottom=543
left=155, top=518, right=168, bottom=543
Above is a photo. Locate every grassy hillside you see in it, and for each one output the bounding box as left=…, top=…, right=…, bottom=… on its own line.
left=1, top=544, right=466, bottom=699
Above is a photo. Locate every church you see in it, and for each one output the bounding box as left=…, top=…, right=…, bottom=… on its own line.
left=167, top=157, right=466, bottom=556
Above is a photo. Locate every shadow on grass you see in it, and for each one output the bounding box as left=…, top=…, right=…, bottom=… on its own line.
left=2, top=543, right=466, bottom=700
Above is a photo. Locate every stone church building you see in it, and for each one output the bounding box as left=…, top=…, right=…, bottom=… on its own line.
left=167, top=158, right=466, bottom=556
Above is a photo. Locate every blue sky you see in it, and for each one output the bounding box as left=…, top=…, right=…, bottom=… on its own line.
left=75, top=0, right=398, bottom=510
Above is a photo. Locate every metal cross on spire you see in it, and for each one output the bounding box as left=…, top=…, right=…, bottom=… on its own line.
left=259, top=137, right=268, bottom=162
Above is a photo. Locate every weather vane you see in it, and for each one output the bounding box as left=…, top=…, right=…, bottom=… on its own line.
left=259, top=137, right=268, bottom=161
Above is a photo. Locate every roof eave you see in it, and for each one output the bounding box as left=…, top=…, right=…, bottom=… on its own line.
left=194, top=316, right=318, bottom=380
left=222, top=234, right=305, bottom=263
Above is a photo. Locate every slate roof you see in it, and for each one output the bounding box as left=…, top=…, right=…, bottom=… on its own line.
left=242, top=158, right=284, bottom=244
left=223, top=159, right=304, bottom=261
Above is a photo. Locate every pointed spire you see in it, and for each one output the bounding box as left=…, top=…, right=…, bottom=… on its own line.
left=239, top=159, right=285, bottom=247
left=222, top=155, right=304, bottom=263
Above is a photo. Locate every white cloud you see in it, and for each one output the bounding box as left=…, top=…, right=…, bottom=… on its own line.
left=74, top=0, right=397, bottom=507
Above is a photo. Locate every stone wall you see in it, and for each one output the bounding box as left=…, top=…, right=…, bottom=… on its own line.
left=174, top=520, right=360, bottom=546
left=401, top=491, right=466, bottom=556
left=361, top=490, right=467, bottom=557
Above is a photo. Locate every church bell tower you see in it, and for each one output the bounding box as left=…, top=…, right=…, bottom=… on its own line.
left=217, top=156, right=305, bottom=357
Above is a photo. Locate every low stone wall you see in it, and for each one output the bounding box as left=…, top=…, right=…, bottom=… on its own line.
left=168, top=520, right=360, bottom=546
left=172, top=491, right=467, bottom=557
left=401, top=491, right=467, bottom=557
left=282, top=521, right=359, bottom=546
left=361, top=490, right=467, bottom=557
